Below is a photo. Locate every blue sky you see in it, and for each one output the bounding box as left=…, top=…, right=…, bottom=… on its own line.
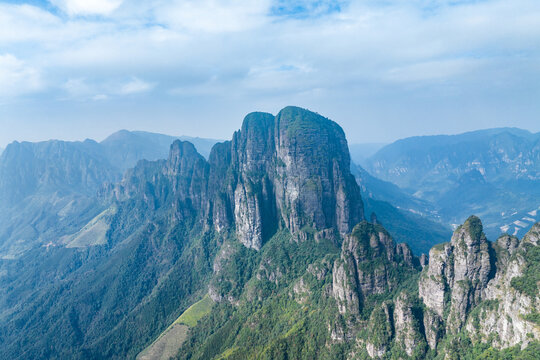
left=1, top=0, right=539, bottom=147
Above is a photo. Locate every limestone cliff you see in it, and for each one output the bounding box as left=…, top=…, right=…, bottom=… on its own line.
left=209, top=107, right=364, bottom=249
left=110, top=106, right=363, bottom=251
left=332, top=222, right=419, bottom=316
left=419, top=217, right=540, bottom=351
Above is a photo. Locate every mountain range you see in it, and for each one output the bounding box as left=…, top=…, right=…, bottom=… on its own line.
left=358, top=128, right=540, bottom=240
left=0, top=132, right=218, bottom=259
left=0, top=108, right=538, bottom=359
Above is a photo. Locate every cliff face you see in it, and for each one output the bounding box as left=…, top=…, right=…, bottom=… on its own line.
left=3, top=107, right=540, bottom=360
left=465, top=223, right=540, bottom=348
left=105, top=109, right=538, bottom=358
left=419, top=216, right=494, bottom=334
left=211, top=107, right=364, bottom=249
left=332, top=222, right=418, bottom=316
left=419, top=217, right=540, bottom=351
left=116, top=106, right=364, bottom=251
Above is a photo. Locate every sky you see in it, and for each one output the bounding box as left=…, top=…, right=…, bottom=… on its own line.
left=0, top=0, right=539, bottom=148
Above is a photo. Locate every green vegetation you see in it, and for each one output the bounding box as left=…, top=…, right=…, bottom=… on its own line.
left=465, top=215, right=485, bottom=242
left=522, top=312, right=540, bottom=325
left=435, top=335, right=540, bottom=360
left=175, top=295, right=214, bottom=327
left=510, top=243, right=540, bottom=299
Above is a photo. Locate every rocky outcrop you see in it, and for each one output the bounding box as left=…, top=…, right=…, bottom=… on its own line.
left=420, top=217, right=540, bottom=351
left=332, top=257, right=361, bottom=315
left=419, top=215, right=494, bottom=334
left=332, top=222, right=419, bottom=315
left=223, top=107, right=363, bottom=249
left=365, top=302, right=394, bottom=358
left=112, top=141, right=209, bottom=220
left=394, top=292, right=427, bottom=357
left=109, top=107, right=364, bottom=251
left=465, top=223, right=540, bottom=348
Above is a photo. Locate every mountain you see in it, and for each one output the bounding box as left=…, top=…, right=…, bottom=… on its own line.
left=0, top=108, right=538, bottom=359
left=0, top=131, right=219, bottom=259
left=364, top=128, right=540, bottom=239
left=0, top=139, right=116, bottom=258
left=0, top=107, right=363, bottom=358
left=100, top=130, right=219, bottom=171
left=419, top=217, right=540, bottom=353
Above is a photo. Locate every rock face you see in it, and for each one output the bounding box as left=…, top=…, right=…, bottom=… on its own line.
left=394, top=292, right=427, bottom=357
left=419, top=216, right=494, bottom=334
left=465, top=223, right=540, bottom=348
left=331, top=222, right=419, bottom=318
left=419, top=217, right=540, bottom=350
left=212, top=107, right=364, bottom=249
left=117, top=107, right=364, bottom=251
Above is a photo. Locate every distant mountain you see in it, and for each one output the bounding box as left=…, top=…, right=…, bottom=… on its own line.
left=364, top=128, right=540, bottom=239
left=0, top=131, right=219, bottom=259
left=0, top=139, right=116, bottom=204
left=0, top=140, right=116, bottom=258
left=101, top=130, right=219, bottom=171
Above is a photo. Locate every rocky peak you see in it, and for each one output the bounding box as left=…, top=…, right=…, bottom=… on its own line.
left=332, top=222, right=419, bottom=315
left=419, top=216, right=496, bottom=339
left=109, top=107, right=364, bottom=251
left=274, top=106, right=363, bottom=235
left=112, top=140, right=209, bottom=219
left=210, top=106, right=364, bottom=250
left=522, top=222, right=539, bottom=246
left=496, top=234, right=520, bottom=254
left=449, top=216, right=493, bottom=294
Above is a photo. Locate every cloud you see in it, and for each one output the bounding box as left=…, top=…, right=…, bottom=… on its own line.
left=1, top=0, right=540, bottom=144
left=384, top=58, right=484, bottom=83
left=92, top=94, right=108, bottom=100
left=0, top=54, right=42, bottom=97
left=119, top=78, right=155, bottom=95
left=154, top=0, right=271, bottom=33
left=50, top=0, right=123, bottom=16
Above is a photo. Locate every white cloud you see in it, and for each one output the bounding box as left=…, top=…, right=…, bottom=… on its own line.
left=119, top=78, right=155, bottom=94
left=0, top=54, right=43, bottom=97
left=50, top=0, right=123, bottom=16
left=384, top=58, right=484, bottom=83
left=1, top=0, right=540, bottom=142
left=155, top=0, right=271, bottom=32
